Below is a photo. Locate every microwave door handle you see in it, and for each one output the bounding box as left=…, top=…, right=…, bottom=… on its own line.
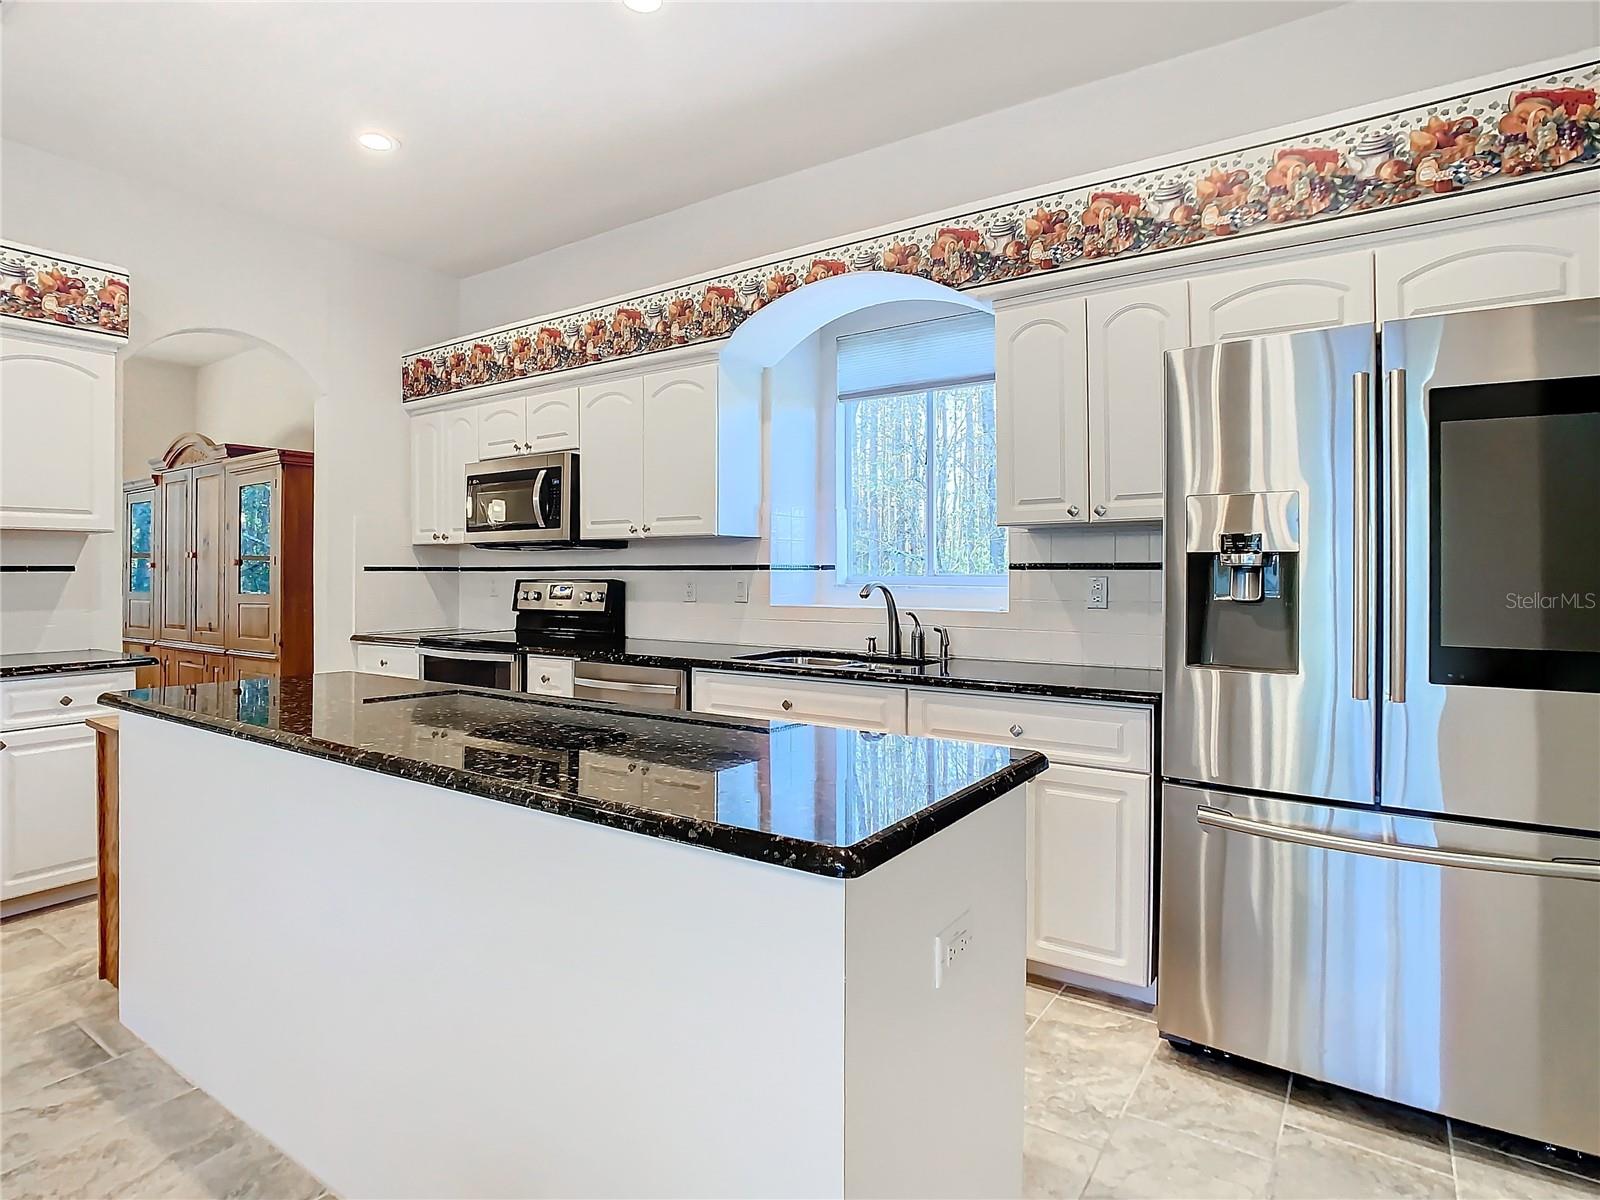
left=531, top=469, right=549, bottom=529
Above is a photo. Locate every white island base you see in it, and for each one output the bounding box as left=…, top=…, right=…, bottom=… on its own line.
left=117, top=714, right=1025, bottom=1199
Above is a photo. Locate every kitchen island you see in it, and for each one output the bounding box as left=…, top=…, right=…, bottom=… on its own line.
left=102, top=672, right=1047, bottom=1200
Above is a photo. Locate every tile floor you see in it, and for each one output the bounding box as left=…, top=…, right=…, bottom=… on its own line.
left=1023, top=979, right=1600, bottom=1200
left=2, top=899, right=1596, bottom=1199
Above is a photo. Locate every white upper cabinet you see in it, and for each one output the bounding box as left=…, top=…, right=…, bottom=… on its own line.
left=995, top=294, right=1089, bottom=525
left=1189, top=249, right=1375, bottom=343
left=643, top=363, right=719, bottom=538
left=525, top=386, right=579, bottom=452
left=0, top=329, right=116, bottom=531
left=1086, top=279, right=1188, bottom=523
left=476, top=386, right=579, bottom=460
left=578, top=375, right=646, bottom=538
left=1375, top=205, right=1599, bottom=322
left=579, top=359, right=758, bottom=540
left=409, top=406, right=477, bottom=544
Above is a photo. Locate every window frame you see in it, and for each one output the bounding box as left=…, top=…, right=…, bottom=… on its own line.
left=833, top=376, right=1007, bottom=591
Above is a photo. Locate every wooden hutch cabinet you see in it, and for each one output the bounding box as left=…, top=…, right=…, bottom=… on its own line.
left=122, top=434, right=313, bottom=686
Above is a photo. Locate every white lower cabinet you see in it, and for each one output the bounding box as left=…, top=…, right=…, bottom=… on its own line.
left=352, top=644, right=420, bottom=679
left=0, top=722, right=99, bottom=901
left=691, top=671, right=907, bottom=733
left=1025, top=763, right=1152, bottom=985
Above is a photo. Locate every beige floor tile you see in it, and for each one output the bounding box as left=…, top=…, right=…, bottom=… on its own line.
left=0, top=929, right=97, bottom=1002
left=1269, top=1125, right=1455, bottom=1199
left=1027, top=980, right=1062, bottom=1021
left=1124, top=1040, right=1288, bottom=1160
left=1453, top=1121, right=1600, bottom=1184
left=0, top=1088, right=242, bottom=1200
left=1084, top=1114, right=1273, bottom=1199
left=146, top=1128, right=327, bottom=1200
left=1024, top=1123, right=1101, bottom=1199
left=3, top=977, right=142, bottom=1057
left=1285, top=1075, right=1453, bottom=1175
left=0, top=1020, right=111, bottom=1100
left=1025, top=1000, right=1157, bottom=1147
left=1455, top=1138, right=1600, bottom=1199
left=1, top=1046, right=192, bottom=1167
left=22, top=900, right=100, bottom=953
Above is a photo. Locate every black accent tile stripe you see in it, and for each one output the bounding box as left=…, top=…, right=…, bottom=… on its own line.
left=1009, top=561, right=1161, bottom=571
left=0, top=564, right=75, bottom=573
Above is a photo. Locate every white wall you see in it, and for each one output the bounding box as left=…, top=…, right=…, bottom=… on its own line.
left=194, top=345, right=314, bottom=452
left=121, top=357, right=198, bottom=481
left=1, top=139, right=460, bottom=659
left=458, top=3, right=1599, bottom=331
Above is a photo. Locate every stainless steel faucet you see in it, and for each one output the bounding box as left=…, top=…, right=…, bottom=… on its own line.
left=858, top=582, right=901, bottom=658
left=904, top=611, right=926, bottom=661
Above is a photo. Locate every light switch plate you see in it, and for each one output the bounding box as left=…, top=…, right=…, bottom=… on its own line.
left=735, top=580, right=749, bottom=604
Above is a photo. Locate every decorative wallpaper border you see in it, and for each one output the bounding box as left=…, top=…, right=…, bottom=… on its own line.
left=404, top=62, right=1600, bottom=403
left=0, top=242, right=130, bottom=340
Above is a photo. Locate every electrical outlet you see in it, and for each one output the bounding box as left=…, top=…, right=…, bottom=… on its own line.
left=735, top=580, right=750, bottom=604
left=934, top=910, right=973, bottom=989
left=1087, top=575, right=1109, bottom=609
left=487, top=576, right=502, bottom=599
left=684, top=581, right=697, bottom=603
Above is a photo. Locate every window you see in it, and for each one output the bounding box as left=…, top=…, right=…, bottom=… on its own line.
left=127, top=498, right=153, bottom=594
left=836, top=313, right=1006, bottom=587
left=238, top=481, right=272, bottom=595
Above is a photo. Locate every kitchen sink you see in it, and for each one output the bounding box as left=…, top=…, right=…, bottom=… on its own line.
left=736, top=651, right=869, bottom=668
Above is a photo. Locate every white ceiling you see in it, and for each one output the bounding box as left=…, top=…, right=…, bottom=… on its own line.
left=1, top=1, right=1337, bottom=278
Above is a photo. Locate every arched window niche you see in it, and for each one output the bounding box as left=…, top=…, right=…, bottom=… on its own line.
left=721, top=271, right=1005, bottom=614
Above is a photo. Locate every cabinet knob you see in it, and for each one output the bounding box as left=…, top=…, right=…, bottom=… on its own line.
left=0, top=740, right=6, bottom=751
left=1066, top=505, right=1080, bottom=518
left=629, top=525, right=638, bottom=534
left=60, top=695, right=74, bottom=706
left=1094, top=504, right=1108, bottom=517
left=1009, top=723, right=1023, bottom=738
left=641, top=524, right=651, bottom=533
left=540, top=674, right=551, bottom=684
left=379, top=658, right=389, bottom=668
left=781, top=699, right=793, bottom=711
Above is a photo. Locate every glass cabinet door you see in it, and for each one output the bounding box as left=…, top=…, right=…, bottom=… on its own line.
left=123, top=487, right=158, bottom=640
left=225, top=465, right=279, bottom=656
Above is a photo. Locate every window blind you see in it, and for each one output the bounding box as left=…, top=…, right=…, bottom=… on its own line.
left=836, top=311, right=996, bottom=402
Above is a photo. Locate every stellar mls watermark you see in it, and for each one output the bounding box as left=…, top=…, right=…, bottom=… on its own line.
left=1504, top=591, right=1599, bottom=610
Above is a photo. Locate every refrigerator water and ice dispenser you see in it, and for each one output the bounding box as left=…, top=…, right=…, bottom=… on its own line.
left=1183, top=490, right=1300, bottom=673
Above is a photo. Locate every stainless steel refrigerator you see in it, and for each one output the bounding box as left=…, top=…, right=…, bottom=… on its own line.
left=1158, top=297, right=1600, bottom=1155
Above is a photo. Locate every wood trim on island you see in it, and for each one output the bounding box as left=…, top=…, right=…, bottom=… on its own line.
left=86, top=714, right=118, bottom=987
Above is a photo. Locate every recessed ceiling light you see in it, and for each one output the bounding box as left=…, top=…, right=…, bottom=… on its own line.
left=622, top=0, right=662, bottom=12
left=357, top=131, right=399, bottom=153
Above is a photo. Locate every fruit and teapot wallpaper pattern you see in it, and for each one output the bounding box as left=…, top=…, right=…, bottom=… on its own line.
left=0, top=245, right=130, bottom=339
left=403, top=60, right=1599, bottom=403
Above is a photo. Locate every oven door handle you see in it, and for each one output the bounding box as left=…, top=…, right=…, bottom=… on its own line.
left=1197, top=806, right=1600, bottom=881
left=575, top=677, right=681, bottom=695
left=421, top=649, right=517, bottom=663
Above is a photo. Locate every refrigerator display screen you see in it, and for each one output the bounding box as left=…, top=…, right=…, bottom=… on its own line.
left=1430, top=376, right=1599, bottom=692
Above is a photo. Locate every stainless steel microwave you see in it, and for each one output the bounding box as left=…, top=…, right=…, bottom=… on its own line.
left=463, top=451, right=621, bottom=548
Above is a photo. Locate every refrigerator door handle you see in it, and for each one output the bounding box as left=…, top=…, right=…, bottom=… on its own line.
left=1386, top=367, right=1407, bottom=704
left=1196, top=805, right=1600, bottom=881
left=1352, top=371, right=1371, bottom=702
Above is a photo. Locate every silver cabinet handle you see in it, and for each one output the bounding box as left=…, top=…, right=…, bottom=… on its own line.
left=781, top=699, right=793, bottom=711
left=1197, top=806, right=1600, bottom=882
left=1066, top=505, right=1080, bottom=518
left=59, top=696, right=73, bottom=706
left=1386, top=367, right=1407, bottom=704
left=1009, top=723, right=1023, bottom=738
left=1352, top=371, right=1371, bottom=702
left=1093, top=504, right=1107, bottom=517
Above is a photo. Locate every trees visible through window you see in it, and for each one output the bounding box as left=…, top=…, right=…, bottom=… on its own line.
left=836, top=313, right=1006, bottom=587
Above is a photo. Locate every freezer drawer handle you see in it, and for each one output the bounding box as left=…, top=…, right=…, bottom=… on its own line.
left=1386, top=368, right=1407, bottom=704
left=1196, top=805, right=1600, bottom=882
left=1352, top=371, right=1371, bottom=702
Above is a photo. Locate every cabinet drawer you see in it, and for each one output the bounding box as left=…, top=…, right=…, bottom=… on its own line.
left=0, top=670, right=137, bottom=732
left=906, top=689, right=1150, bottom=772
left=692, top=671, right=907, bottom=733
left=353, top=644, right=420, bottom=679
left=523, top=655, right=575, bottom=697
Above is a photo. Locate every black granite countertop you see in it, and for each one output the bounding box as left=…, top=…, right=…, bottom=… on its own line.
left=101, top=672, right=1047, bottom=878
left=350, top=627, right=495, bottom=647
left=0, top=648, right=158, bottom=680
left=410, top=632, right=1161, bottom=704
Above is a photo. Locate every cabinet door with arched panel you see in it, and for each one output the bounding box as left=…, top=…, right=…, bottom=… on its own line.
left=995, top=294, right=1090, bottom=526
left=578, top=376, right=645, bottom=537
left=1189, top=249, right=1374, bottom=344
left=643, top=364, right=719, bottom=537
left=1376, top=205, right=1599, bottom=322
left=0, top=331, right=116, bottom=531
